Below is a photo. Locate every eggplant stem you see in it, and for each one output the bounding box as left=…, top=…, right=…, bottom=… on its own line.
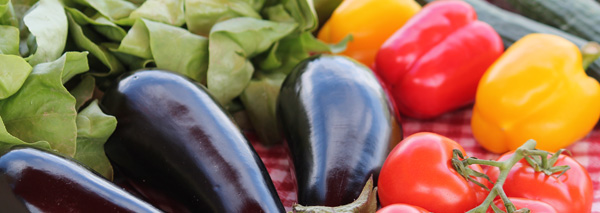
left=291, top=176, right=377, bottom=213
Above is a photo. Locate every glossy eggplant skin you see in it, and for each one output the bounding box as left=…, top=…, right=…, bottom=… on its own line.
left=0, top=148, right=160, bottom=213
left=100, top=69, right=284, bottom=213
left=278, top=55, right=403, bottom=207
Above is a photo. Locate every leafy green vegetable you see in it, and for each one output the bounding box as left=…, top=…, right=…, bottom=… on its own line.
left=23, top=0, right=68, bottom=66
left=0, top=25, right=19, bottom=55
left=0, top=52, right=89, bottom=157
left=69, top=0, right=136, bottom=21
left=61, top=52, right=91, bottom=83
left=116, top=19, right=151, bottom=59
left=281, top=0, right=317, bottom=33
left=118, top=18, right=209, bottom=82
left=124, top=0, right=145, bottom=5
left=0, top=54, right=31, bottom=99
left=256, top=32, right=330, bottom=74
left=184, top=0, right=263, bottom=36
left=240, top=72, right=285, bottom=145
left=0, top=116, right=51, bottom=155
left=70, top=74, right=95, bottom=110
left=66, top=12, right=125, bottom=75
left=0, top=0, right=18, bottom=27
left=207, top=17, right=296, bottom=105
left=74, top=100, right=117, bottom=179
left=65, top=7, right=127, bottom=42
left=129, top=0, right=185, bottom=26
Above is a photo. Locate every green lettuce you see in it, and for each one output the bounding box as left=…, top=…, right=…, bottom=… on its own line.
left=0, top=54, right=31, bottom=99
left=185, top=0, right=263, bottom=36
left=68, top=0, right=136, bottom=21
left=23, top=0, right=68, bottom=66
left=0, top=52, right=88, bottom=157
left=206, top=17, right=296, bottom=105
left=65, top=7, right=127, bottom=42
left=0, top=0, right=18, bottom=27
left=118, top=18, right=209, bottom=82
left=0, top=115, right=51, bottom=155
left=74, top=100, right=117, bottom=179
left=66, top=11, right=125, bottom=76
left=70, top=74, right=95, bottom=110
left=128, top=0, right=185, bottom=26
left=0, top=25, right=19, bottom=55
left=239, top=72, right=285, bottom=146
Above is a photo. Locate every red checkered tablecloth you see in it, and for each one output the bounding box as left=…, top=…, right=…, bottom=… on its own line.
left=252, top=105, right=600, bottom=212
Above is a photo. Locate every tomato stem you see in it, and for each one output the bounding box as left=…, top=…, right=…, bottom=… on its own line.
left=454, top=139, right=570, bottom=212
left=458, top=140, right=538, bottom=213
left=464, top=158, right=504, bottom=168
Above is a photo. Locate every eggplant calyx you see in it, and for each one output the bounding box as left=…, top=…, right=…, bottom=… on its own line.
left=291, top=176, right=377, bottom=213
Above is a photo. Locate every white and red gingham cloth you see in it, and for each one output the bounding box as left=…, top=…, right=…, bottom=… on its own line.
left=251, top=105, right=600, bottom=212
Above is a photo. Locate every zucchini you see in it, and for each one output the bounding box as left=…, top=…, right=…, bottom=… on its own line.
left=505, top=0, right=600, bottom=43
left=416, top=0, right=600, bottom=81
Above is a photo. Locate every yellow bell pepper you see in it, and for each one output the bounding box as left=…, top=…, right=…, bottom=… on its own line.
left=471, top=33, right=600, bottom=153
left=317, top=0, right=421, bottom=66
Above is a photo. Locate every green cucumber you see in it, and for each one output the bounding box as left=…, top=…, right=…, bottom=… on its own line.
left=416, top=0, right=600, bottom=81
left=505, top=0, right=600, bottom=43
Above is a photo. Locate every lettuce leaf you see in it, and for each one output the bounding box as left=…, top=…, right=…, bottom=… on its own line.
left=70, top=74, right=95, bottom=110
left=128, top=0, right=185, bottom=26
left=118, top=18, right=209, bottom=82
left=239, top=72, right=285, bottom=145
left=206, top=17, right=296, bottom=105
left=185, top=0, right=263, bottom=36
left=0, top=52, right=89, bottom=157
left=74, top=100, right=117, bottom=179
left=68, top=0, right=137, bottom=21
left=0, top=0, right=19, bottom=27
left=23, top=0, right=68, bottom=66
left=0, top=25, right=19, bottom=55
left=0, top=55, right=31, bottom=99
left=0, top=115, right=51, bottom=155
left=281, top=0, right=317, bottom=33
left=65, top=7, right=127, bottom=42
left=66, top=11, right=125, bottom=76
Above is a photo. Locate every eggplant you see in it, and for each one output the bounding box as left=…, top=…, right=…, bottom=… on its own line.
left=278, top=55, right=403, bottom=207
left=0, top=147, right=160, bottom=213
left=100, top=69, right=284, bottom=213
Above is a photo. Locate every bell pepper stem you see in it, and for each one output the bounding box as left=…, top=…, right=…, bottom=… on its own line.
left=581, top=42, right=600, bottom=70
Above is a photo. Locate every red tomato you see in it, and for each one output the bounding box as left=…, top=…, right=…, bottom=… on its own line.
left=377, top=204, right=429, bottom=213
left=485, top=151, right=593, bottom=213
left=487, top=197, right=557, bottom=213
left=378, top=132, right=488, bottom=213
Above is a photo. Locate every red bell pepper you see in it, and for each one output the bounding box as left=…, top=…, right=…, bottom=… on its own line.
left=374, top=0, right=503, bottom=119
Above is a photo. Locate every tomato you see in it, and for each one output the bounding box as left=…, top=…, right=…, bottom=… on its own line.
left=378, top=132, right=488, bottom=213
left=487, top=197, right=557, bottom=213
left=485, top=151, right=593, bottom=213
left=377, top=204, right=429, bottom=213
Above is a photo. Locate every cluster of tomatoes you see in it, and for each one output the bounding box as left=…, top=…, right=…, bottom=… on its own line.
left=375, top=132, right=592, bottom=212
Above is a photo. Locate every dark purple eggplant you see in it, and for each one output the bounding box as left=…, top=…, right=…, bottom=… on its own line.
left=277, top=55, right=403, bottom=207
left=100, top=69, right=284, bottom=213
left=0, top=147, right=160, bottom=213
